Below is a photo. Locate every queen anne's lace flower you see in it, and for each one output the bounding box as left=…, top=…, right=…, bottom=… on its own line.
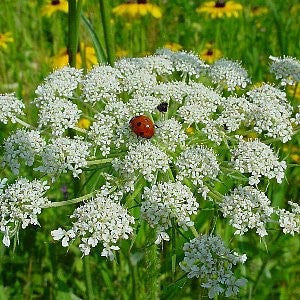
left=141, top=181, right=199, bottom=243
left=35, top=137, right=91, bottom=178
left=154, top=81, right=191, bottom=103
left=220, top=186, right=274, bottom=237
left=2, top=129, right=46, bottom=174
left=176, top=146, right=220, bottom=190
left=87, top=113, right=116, bottom=156
left=0, top=178, right=49, bottom=247
left=269, top=55, right=300, bottom=86
left=113, top=141, right=170, bottom=188
left=38, top=98, right=81, bottom=136
left=0, top=93, right=24, bottom=124
left=231, top=138, right=286, bottom=185
left=180, top=235, right=247, bottom=299
left=247, top=84, right=293, bottom=142
left=128, top=95, right=160, bottom=115
left=51, top=184, right=134, bottom=259
left=117, top=66, right=157, bottom=96
left=217, top=96, right=251, bottom=132
left=82, top=65, right=122, bottom=104
left=125, top=55, right=175, bottom=76
left=276, top=201, right=300, bottom=235
left=155, top=118, right=187, bottom=151
left=178, top=82, right=222, bottom=124
left=207, top=58, right=251, bottom=91
left=156, top=48, right=208, bottom=77
left=35, top=67, right=83, bottom=105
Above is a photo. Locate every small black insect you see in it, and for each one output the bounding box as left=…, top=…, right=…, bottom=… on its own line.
left=157, top=102, right=168, bottom=113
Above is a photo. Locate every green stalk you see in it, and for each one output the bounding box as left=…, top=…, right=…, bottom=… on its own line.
left=86, top=158, right=114, bottom=165
left=81, top=173, right=94, bottom=300
left=83, top=252, right=94, bottom=300
left=44, top=191, right=95, bottom=208
left=145, top=231, right=160, bottom=299
left=99, top=0, right=115, bottom=65
left=68, top=0, right=83, bottom=67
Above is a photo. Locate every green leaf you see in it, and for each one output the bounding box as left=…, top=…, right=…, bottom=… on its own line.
left=81, top=14, right=107, bottom=64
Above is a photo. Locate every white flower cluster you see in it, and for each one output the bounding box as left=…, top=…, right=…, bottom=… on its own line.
left=87, top=113, right=116, bottom=156
left=35, top=66, right=83, bottom=104
left=35, top=137, right=91, bottom=178
left=51, top=184, right=134, bottom=259
left=207, top=58, right=251, bottom=91
left=0, top=178, right=49, bottom=247
left=2, top=129, right=46, bottom=174
left=269, top=55, right=300, bottom=86
left=176, top=146, right=220, bottom=192
left=247, top=84, right=293, bottom=142
left=128, top=95, right=160, bottom=115
left=156, top=48, right=208, bottom=77
left=220, top=186, right=274, bottom=237
left=276, top=201, right=300, bottom=235
left=180, top=234, right=247, bottom=299
left=82, top=65, right=122, bottom=104
left=154, top=81, right=191, bottom=103
left=113, top=141, right=170, bottom=189
left=114, top=59, right=158, bottom=96
left=0, top=93, right=24, bottom=124
left=178, top=82, right=222, bottom=125
left=155, top=118, right=187, bottom=151
left=141, top=181, right=199, bottom=243
left=231, top=138, right=286, bottom=185
left=217, top=96, right=251, bottom=132
left=37, top=98, right=81, bottom=136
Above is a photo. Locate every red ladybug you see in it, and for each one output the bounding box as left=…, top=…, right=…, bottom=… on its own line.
left=129, top=115, right=155, bottom=139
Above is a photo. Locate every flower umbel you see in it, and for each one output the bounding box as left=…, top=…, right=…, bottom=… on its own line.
left=180, top=234, right=247, bottom=298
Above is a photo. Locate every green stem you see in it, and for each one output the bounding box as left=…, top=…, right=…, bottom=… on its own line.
left=68, top=0, right=83, bottom=67
left=190, top=226, right=199, bottom=238
left=86, top=158, right=114, bottom=165
left=44, top=191, right=94, bottom=208
left=171, top=220, right=176, bottom=282
left=83, top=255, right=94, bottom=300
left=99, top=0, right=115, bottom=65
left=145, top=231, right=160, bottom=299
left=15, top=117, right=34, bottom=129
left=123, top=178, right=145, bottom=207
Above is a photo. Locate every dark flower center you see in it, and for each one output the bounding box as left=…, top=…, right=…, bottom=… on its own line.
left=51, top=0, right=60, bottom=5
left=137, top=0, right=147, bottom=4
left=206, top=49, right=214, bottom=56
left=215, top=0, right=226, bottom=8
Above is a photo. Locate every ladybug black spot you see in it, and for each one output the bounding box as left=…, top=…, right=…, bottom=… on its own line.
left=137, top=122, right=142, bottom=126
left=157, top=102, right=168, bottom=113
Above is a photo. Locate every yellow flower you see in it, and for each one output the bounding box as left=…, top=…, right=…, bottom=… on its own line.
left=113, top=1, right=162, bottom=19
left=196, top=0, right=243, bottom=18
left=185, top=127, right=195, bottom=135
left=52, top=44, right=97, bottom=69
left=77, top=118, right=91, bottom=129
left=116, top=48, right=128, bottom=58
left=291, top=4, right=300, bottom=15
left=0, top=32, right=13, bottom=49
left=199, top=43, right=222, bottom=64
left=41, top=0, right=68, bottom=17
left=283, top=145, right=300, bottom=164
left=249, top=6, right=269, bottom=17
left=287, top=84, right=300, bottom=101
left=164, top=42, right=183, bottom=52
